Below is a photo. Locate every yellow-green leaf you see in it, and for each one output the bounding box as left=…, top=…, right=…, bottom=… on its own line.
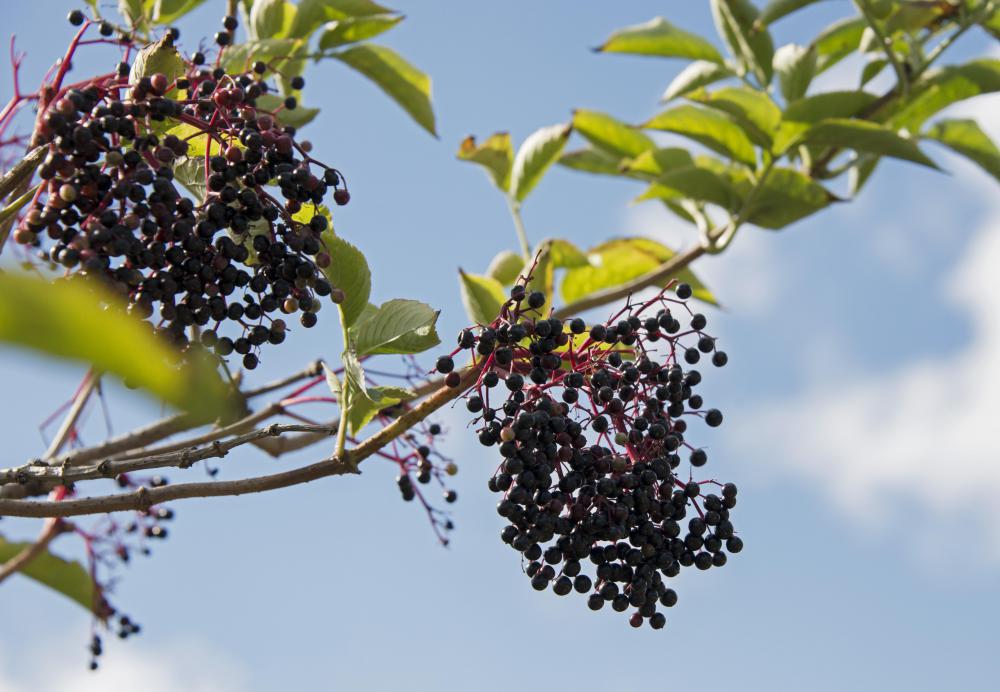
left=248, top=0, right=296, bottom=39
left=812, top=17, right=866, bottom=73
left=0, top=274, right=235, bottom=422
left=689, top=86, right=781, bottom=148
left=457, top=133, right=513, bottom=191
left=636, top=164, right=741, bottom=210
left=559, top=148, right=624, bottom=177
left=487, top=250, right=525, bottom=285
left=0, top=534, right=98, bottom=614
left=888, top=59, right=1000, bottom=133
left=548, top=238, right=589, bottom=268
left=320, top=230, right=371, bottom=327
left=925, top=118, right=1000, bottom=182
left=351, top=299, right=440, bottom=356
left=510, top=123, right=572, bottom=203
left=644, top=104, right=757, bottom=166
left=346, top=384, right=414, bottom=433
left=799, top=119, right=939, bottom=168
left=319, top=13, right=401, bottom=48
left=744, top=167, right=839, bottom=229
left=561, top=238, right=716, bottom=306
left=572, top=109, right=655, bottom=158
left=662, top=60, right=736, bottom=102
left=760, top=0, right=824, bottom=25
left=287, top=0, right=392, bottom=39
left=334, top=44, right=436, bottom=136
left=622, top=147, right=695, bottom=178
left=773, top=43, right=817, bottom=102
left=152, top=0, right=206, bottom=25
left=459, top=271, right=505, bottom=325
left=711, top=0, right=774, bottom=86
left=597, top=16, right=724, bottom=63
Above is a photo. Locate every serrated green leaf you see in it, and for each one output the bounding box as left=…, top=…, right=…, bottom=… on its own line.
left=784, top=91, right=881, bottom=123
left=884, top=1, right=953, bottom=34
left=172, top=156, right=207, bottom=202
left=849, top=154, right=880, bottom=195
left=119, top=0, right=148, bottom=27
left=459, top=270, right=506, bottom=325
left=351, top=299, right=440, bottom=356
left=636, top=164, right=741, bottom=210
left=457, top=133, right=513, bottom=191
left=254, top=94, right=321, bottom=129
left=287, top=0, right=391, bottom=39
left=487, top=250, right=525, bottom=285
left=689, top=86, right=781, bottom=148
left=888, top=59, right=1000, bottom=133
left=510, top=123, right=572, bottom=202
left=645, top=104, right=757, bottom=166
left=812, top=17, right=866, bottom=73
left=0, top=534, right=98, bottom=614
left=548, top=239, right=589, bottom=268
left=163, top=123, right=240, bottom=158
left=662, top=60, right=736, bottom=102
left=622, top=147, right=695, bottom=178
left=152, top=0, right=206, bottom=24
left=760, top=0, right=824, bottom=25
left=561, top=238, right=716, bottom=306
left=320, top=230, right=371, bottom=327
left=711, top=0, right=774, bottom=86
left=346, top=384, right=414, bottom=433
left=0, top=274, right=235, bottom=423
left=925, top=118, right=1000, bottom=182
left=572, top=109, right=655, bottom=158
left=334, top=44, right=436, bottom=136
left=774, top=43, right=817, bottom=102
left=744, top=167, right=838, bottom=229
left=221, top=38, right=300, bottom=73
left=799, top=118, right=939, bottom=168
left=292, top=203, right=333, bottom=227
left=558, top=147, right=625, bottom=177
left=597, top=17, right=724, bottom=63
left=319, top=13, right=401, bottom=48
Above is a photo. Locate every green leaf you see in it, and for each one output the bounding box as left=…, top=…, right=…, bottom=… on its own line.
left=129, top=35, right=185, bottom=86
left=248, top=0, right=296, bottom=39
left=510, top=123, right=572, bottom=203
left=119, top=0, right=148, bottom=27
left=925, top=118, right=1000, bottom=182
left=346, top=384, right=414, bottom=433
left=596, top=16, right=724, bottom=63
left=254, top=94, right=321, bottom=129
left=561, top=238, right=716, bottom=306
left=662, top=60, right=736, bottom=102
left=319, top=230, right=371, bottom=327
left=163, top=123, right=240, bottom=158
left=744, top=167, right=839, bottom=229
left=323, top=362, right=342, bottom=397
left=333, top=44, right=436, bottom=136
left=888, top=59, right=1000, bottom=133
left=711, top=0, right=775, bottom=86
left=812, top=17, right=866, bottom=73
left=459, top=270, right=506, bottom=325
left=287, top=0, right=391, bottom=39
left=775, top=90, right=880, bottom=153
left=221, top=38, right=300, bottom=73
left=644, top=104, right=757, bottom=166
left=572, top=109, right=655, bottom=158
left=799, top=118, right=939, bottom=168
left=861, top=58, right=888, bottom=86
left=457, top=133, right=513, bottom=191
left=172, top=156, right=207, bottom=202
left=689, top=86, right=781, bottom=148
left=0, top=182, right=41, bottom=233
left=784, top=91, right=880, bottom=123
left=884, top=1, right=953, bottom=33
left=319, top=13, right=402, bottom=48
left=487, top=250, right=525, bottom=285
left=548, top=239, right=589, bottom=268
left=0, top=534, right=98, bottom=613
left=622, top=147, right=695, bottom=178
left=0, top=274, right=235, bottom=422
left=760, top=0, right=824, bottom=25
left=849, top=154, right=880, bottom=196
left=558, top=147, right=624, bottom=177
left=636, top=164, right=741, bottom=210
left=152, top=0, right=206, bottom=24
left=351, top=299, right=440, bottom=356
left=773, top=43, right=817, bottom=102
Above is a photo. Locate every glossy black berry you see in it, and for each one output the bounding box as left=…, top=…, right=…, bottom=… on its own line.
left=68, top=9, right=84, bottom=25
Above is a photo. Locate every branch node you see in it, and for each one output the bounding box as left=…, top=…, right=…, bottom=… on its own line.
left=178, top=450, right=194, bottom=469
left=212, top=440, right=228, bottom=457
left=135, top=486, right=152, bottom=512
left=267, top=423, right=281, bottom=437
left=97, top=460, right=113, bottom=477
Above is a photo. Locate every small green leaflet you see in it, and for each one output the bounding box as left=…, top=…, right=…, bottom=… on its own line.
left=510, top=123, right=572, bottom=203
left=320, top=229, right=371, bottom=327
left=459, top=270, right=505, bottom=325
left=350, top=299, right=440, bottom=356
left=457, top=133, right=514, bottom=191
left=0, top=534, right=99, bottom=614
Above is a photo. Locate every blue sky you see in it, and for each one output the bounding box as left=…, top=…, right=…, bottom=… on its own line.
left=1, top=2, right=998, bottom=690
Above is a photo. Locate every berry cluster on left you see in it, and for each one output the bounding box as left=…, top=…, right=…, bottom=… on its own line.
left=12, top=12, right=350, bottom=372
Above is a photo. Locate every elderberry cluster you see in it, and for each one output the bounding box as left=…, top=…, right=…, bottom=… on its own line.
left=437, top=282, right=741, bottom=629
left=15, top=19, right=350, bottom=370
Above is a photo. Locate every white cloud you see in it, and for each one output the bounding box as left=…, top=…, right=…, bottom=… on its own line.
left=736, top=177, right=1000, bottom=558
left=0, top=632, right=250, bottom=692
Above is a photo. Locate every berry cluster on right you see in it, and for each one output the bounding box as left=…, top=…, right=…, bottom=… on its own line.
left=437, top=281, right=741, bottom=629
